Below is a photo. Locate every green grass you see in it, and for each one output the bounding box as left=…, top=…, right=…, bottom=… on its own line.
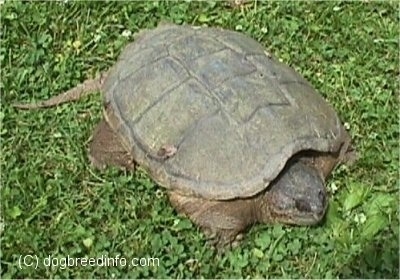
left=1, top=1, right=398, bottom=278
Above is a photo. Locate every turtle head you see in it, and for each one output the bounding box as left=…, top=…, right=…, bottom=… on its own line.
left=258, top=160, right=328, bottom=225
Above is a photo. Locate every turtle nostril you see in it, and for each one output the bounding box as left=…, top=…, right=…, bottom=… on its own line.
left=316, top=190, right=327, bottom=214
left=318, top=190, right=326, bottom=204
left=295, top=199, right=312, bottom=212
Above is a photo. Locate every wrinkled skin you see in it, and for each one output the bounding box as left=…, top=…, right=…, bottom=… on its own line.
left=169, top=160, right=327, bottom=247
left=89, top=119, right=330, bottom=247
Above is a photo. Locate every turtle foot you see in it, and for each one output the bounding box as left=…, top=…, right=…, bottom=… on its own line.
left=88, top=119, right=135, bottom=171
left=169, top=191, right=255, bottom=249
left=203, top=228, right=244, bottom=250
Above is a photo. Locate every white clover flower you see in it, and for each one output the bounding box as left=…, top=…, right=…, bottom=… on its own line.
left=122, top=30, right=132, bottom=38
left=330, top=182, right=339, bottom=194
left=354, top=213, right=366, bottom=224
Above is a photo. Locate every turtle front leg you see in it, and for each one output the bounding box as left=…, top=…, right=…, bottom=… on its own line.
left=88, top=119, right=135, bottom=171
left=169, top=191, right=257, bottom=248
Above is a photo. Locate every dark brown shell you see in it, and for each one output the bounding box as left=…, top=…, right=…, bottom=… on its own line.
left=103, top=24, right=350, bottom=199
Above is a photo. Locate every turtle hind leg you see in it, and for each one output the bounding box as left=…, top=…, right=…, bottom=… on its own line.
left=169, top=191, right=256, bottom=248
left=88, top=119, right=135, bottom=171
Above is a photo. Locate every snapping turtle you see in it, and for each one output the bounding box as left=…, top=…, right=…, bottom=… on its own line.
left=14, top=24, right=353, bottom=246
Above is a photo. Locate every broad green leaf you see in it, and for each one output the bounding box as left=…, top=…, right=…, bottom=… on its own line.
left=252, top=248, right=264, bottom=259
left=361, top=214, right=388, bottom=240
left=287, top=239, right=301, bottom=255
left=255, top=231, right=271, bottom=249
left=366, top=193, right=395, bottom=216
left=8, top=206, right=22, bottom=219
left=173, top=219, right=192, bottom=231
left=326, top=201, right=342, bottom=225
left=343, top=183, right=370, bottom=212
left=82, top=237, right=93, bottom=248
left=198, top=14, right=210, bottom=23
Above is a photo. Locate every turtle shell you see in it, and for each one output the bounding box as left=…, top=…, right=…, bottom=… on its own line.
left=103, top=24, right=349, bottom=200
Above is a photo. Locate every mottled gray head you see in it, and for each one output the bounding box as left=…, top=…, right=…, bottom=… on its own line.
left=261, top=160, right=328, bottom=225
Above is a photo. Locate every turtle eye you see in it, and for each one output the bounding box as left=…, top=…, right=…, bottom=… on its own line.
left=295, top=199, right=312, bottom=212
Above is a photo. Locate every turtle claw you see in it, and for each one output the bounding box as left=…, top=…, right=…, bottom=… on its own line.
left=203, top=227, right=243, bottom=250
left=231, top=233, right=244, bottom=248
left=235, top=233, right=244, bottom=241
left=203, top=228, right=220, bottom=246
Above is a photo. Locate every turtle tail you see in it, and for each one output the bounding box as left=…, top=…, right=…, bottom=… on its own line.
left=12, top=72, right=108, bottom=109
